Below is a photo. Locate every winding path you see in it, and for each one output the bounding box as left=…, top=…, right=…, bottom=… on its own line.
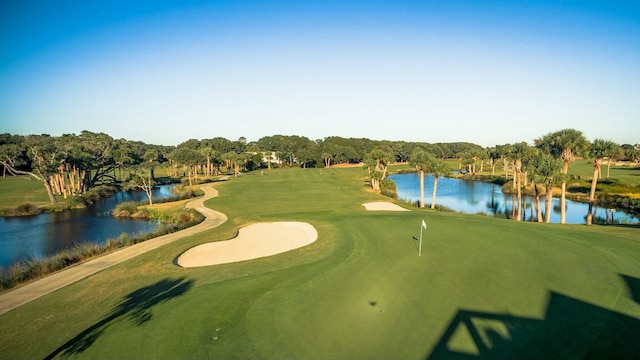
left=0, top=183, right=227, bottom=315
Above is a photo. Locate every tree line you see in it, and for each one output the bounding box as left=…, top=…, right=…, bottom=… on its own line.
left=0, top=131, right=481, bottom=201
left=1, top=129, right=638, bottom=225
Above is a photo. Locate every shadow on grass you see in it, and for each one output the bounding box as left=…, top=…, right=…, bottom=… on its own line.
left=45, top=277, right=193, bottom=359
left=428, top=274, right=640, bottom=359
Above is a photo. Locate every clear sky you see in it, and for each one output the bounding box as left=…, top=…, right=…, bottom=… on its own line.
left=1, top=0, right=639, bottom=147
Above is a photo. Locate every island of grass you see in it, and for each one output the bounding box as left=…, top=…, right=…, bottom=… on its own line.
left=0, top=167, right=639, bottom=359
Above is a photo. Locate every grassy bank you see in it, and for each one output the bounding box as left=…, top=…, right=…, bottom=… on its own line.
left=0, top=167, right=639, bottom=359
left=0, top=178, right=120, bottom=216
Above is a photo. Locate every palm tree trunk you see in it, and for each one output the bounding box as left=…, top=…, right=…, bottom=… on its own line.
left=516, top=171, right=522, bottom=221
left=544, top=182, right=553, bottom=223
left=431, top=176, right=439, bottom=209
left=586, top=162, right=600, bottom=225
left=419, top=170, right=425, bottom=208
left=560, top=181, right=567, bottom=224
left=560, top=158, right=570, bottom=224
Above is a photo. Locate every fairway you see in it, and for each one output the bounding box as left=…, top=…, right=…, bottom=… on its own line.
left=1, top=168, right=639, bottom=359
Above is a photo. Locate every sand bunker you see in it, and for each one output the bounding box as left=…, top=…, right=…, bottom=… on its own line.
left=177, top=222, right=318, bottom=267
left=362, top=202, right=409, bottom=211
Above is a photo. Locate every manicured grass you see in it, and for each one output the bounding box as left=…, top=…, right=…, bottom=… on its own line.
left=0, top=176, right=51, bottom=210
left=568, top=160, right=640, bottom=185
left=1, top=167, right=639, bottom=359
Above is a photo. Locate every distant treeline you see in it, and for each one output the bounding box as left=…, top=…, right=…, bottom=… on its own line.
left=2, top=130, right=639, bottom=218
left=0, top=131, right=483, bottom=200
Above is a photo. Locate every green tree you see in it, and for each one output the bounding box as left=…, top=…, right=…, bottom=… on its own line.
left=169, top=148, right=205, bottom=186
left=586, top=139, right=616, bottom=225
left=199, top=146, right=214, bottom=176
left=527, top=152, right=563, bottom=223
left=409, top=149, right=433, bottom=208
left=0, top=135, right=60, bottom=203
left=623, top=146, right=640, bottom=164
left=112, top=140, right=136, bottom=181
left=506, top=142, right=531, bottom=221
left=142, top=149, right=159, bottom=180
left=535, top=129, right=588, bottom=224
left=364, top=147, right=394, bottom=192
left=603, top=142, right=622, bottom=179
left=222, top=151, right=241, bottom=177
left=428, top=157, right=450, bottom=210
left=128, top=167, right=155, bottom=205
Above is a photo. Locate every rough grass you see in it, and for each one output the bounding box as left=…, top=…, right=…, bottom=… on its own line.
left=0, top=167, right=639, bottom=359
left=0, top=202, right=42, bottom=217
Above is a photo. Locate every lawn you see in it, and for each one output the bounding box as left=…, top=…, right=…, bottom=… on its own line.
left=0, top=176, right=51, bottom=210
left=0, top=167, right=639, bottom=359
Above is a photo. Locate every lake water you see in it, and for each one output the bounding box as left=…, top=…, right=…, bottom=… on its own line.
left=0, top=185, right=176, bottom=267
left=389, top=173, right=638, bottom=225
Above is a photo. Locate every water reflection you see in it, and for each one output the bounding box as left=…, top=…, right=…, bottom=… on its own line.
left=0, top=185, right=175, bottom=267
left=389, top=173, right=638, bottom=225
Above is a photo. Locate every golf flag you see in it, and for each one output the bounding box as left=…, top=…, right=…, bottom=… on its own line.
left=422, top=220, right=427, bottom=229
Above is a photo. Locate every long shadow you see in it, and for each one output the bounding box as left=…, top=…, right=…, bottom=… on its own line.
left=412, top=236, right=420, bottom=252
left=45, top=277, right=194, bottom=359
left=428, top=274, right=640, bottom=359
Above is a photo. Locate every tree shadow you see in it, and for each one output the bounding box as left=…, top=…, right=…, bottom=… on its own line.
left=428, top=274, right=640, bottom=359
left=45, top=277, right=194, bottom=359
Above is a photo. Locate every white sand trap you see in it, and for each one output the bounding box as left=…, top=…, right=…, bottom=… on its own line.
left=177, top=222, right=318, bottom=267
left=362, top=202, right=409, bottom=211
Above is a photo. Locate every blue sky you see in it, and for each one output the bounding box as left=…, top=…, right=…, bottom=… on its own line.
left=1, top=0, right=639, bottom=147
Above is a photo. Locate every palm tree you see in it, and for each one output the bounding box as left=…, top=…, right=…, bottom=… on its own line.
left=527, top=151, right=562, bottom=223
left=506, top=142, right=530, bottom=221
left=429, top=157, right=450, bottom=209
left=604, top=142, right=622, bottom=179
left=535, top=129, right=588, bottom=224
left=586, top=139, right=615, bottom=225
left=364, top=147, right=394, bottom=192
left=409, top=149, right=433, bottom=208
left=199, top=146, right=214, bottom=176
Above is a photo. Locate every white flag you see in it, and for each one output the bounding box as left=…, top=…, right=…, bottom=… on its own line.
left=422, top=220, right=427, bottom=229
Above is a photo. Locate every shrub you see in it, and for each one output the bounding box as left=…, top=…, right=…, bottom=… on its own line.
left=118, top=232, right=133, bottom=246
left=112, top=201, right=139, bottom=217
left=380, top=179, right=397, bottom=199
left=0, top=263, right=24, bottom=290
left=179, top=212, right=194, bottom=223
left=1, top=202, right=42, bottom=217
left=23, top=257, right=49, bottom=280
left=431, top=204, right=456, bottom=212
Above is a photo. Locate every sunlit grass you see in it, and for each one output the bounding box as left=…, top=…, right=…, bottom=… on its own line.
left=0, top=167, right=639, bottom=359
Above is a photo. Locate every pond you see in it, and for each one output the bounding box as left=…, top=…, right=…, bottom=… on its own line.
left=389, top=173, right=638, bottom=225
left=0, top=185, right=176, bottom=268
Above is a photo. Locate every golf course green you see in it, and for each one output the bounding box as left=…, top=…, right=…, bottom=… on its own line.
left=1, top=167, right=639, bottom=359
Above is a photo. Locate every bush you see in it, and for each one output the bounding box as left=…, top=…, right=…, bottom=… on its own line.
left=1, top=202, right=42, bottom=217
left=380, top=179, right=397, bottom=199
left=78, top=186, right=118, bottom=206
left=0, top=263, right=24, bottom=290
left=23, top=257, right=50, bottom=279
left=112, top=201, right=139, bottom=217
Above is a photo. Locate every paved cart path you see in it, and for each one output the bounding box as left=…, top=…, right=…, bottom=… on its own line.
left=0, top=183, right=227, bottom=315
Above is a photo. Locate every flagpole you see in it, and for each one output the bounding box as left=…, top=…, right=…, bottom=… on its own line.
left=419, top=224, right=423, bottom=256
left=419, top=220, right=426, bottom=256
